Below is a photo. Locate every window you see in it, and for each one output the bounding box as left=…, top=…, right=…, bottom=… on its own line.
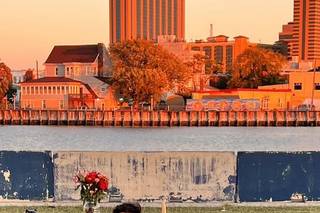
left=86, top=67, right=89, bottom=76
left=66, top=67, right=70, bottom=75
left=44, top=87, right=47, bottom=94
left=214, top=46, right=224, bottom=64
left=57, top=86, right=60, bottom=94
left=59, top=100, right=64, bottom=110
left=35, top=87, right=39, bottom=94
left=294, top=83, right=302, bottom=90
left=62, top=86, right=65, bottom=94
left=56, top=68, right=59, bottom=76
left=53, top=86, right=56, bottom=94
left=42, top=100, right=47, bottom=109
left=262, top=97, right=269, bottom=110
left=40, top=87, right=43, bottom=94
left=315, top=83, right=320, bottom=90
left=27, top=87, right=30, bottom=95
left=48, top=86, right=52, bottom=94
left=31, top=87, right=34, bottom=95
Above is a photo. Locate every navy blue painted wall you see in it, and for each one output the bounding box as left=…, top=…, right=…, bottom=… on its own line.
left=237, top=152, right=320, bottom=202
left=0, top=151, right=54, bottom=200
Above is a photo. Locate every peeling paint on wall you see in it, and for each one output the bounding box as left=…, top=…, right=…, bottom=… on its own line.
left=53, top=152, right=236, bottom=202
left=1, top=170, right=11, bottom=182
left=237, top=152, right=320, bottom=202
left=0, top=151, right=54, bottom=200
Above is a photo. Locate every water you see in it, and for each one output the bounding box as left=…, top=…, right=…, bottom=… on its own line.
left=0, top=126, right=320, bottom=152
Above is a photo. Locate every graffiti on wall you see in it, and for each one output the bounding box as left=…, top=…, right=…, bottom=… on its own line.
left=186, top=99, right=260, bottom=111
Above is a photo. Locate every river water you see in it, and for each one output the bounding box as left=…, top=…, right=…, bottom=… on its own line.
left=0, top=126, right=319, bottom=152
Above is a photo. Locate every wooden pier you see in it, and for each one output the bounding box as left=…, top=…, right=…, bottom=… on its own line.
left=0, top=110, right=320, bottom=127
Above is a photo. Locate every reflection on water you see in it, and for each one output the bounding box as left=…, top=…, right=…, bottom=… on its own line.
left=0, top=126, right=319, bottom=152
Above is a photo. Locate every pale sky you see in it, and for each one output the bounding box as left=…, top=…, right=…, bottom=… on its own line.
left=0, top=0, right=293, bottom=70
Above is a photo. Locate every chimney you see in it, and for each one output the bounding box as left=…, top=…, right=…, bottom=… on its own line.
left=210, top=24, right=213, bottom=37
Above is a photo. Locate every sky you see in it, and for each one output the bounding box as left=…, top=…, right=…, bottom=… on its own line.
left=0, top=0, right=293, bottom=70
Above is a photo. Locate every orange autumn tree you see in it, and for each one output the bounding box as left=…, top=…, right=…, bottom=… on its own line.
left=228, top=47, right=286, bottom=88
left=0, top=63, right=12, bottom=100
left=109, top=40, right=192, bottom=105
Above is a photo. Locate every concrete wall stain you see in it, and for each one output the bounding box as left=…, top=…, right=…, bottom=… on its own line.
left=53, top=152, right=236, bottom=202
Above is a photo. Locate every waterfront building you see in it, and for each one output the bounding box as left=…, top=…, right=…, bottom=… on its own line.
left=192, top=89, right=292, bottom=111
left=109, top=0, right=185, bottom=43
left=291, top=0, right=320, bottom=64
left=289, top=71, right=320, bottom=109
left=189, top=35, right=256, bottom=73
left=44, top=43, right=112, bottom=78
left=20, top=44, right=117, bottom=110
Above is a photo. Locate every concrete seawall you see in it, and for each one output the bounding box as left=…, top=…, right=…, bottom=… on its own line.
left=1, top=151, right=320, bottom=203
left=1, top=110, right=320, bottom=127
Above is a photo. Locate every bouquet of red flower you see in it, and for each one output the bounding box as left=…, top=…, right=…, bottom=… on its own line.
left=74, top=171, right=109, bottom=205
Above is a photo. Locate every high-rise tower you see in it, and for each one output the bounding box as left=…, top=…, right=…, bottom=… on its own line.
left=292, top=0, right=320, bottom=62
left=109, top=0, right=185, bottom=44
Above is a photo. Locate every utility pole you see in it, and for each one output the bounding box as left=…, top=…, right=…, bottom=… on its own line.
left=311, top=59, right=317, bottom=110
left=36, top=60, right=39, bottom=79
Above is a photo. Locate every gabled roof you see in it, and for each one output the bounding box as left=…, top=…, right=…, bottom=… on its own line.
left=45, top=45, right=99, bottom=64
left=20, top=77, right=81, bottom=84
left=83, top=84, right=98, bottom=99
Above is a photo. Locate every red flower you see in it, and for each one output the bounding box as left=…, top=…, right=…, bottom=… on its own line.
left=85, top=172, right=98, bottom=184
left=98, top=180, right=109, bottom=191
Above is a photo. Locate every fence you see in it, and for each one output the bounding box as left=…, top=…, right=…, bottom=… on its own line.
left=1, top=110, right=320, bottom=127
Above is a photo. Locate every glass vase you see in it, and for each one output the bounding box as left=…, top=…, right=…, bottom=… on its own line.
left=83, top=201, right=100, bottom=213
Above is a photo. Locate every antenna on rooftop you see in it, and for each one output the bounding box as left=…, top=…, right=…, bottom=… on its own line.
left=36, top=60, right=39, bottom=79
left=210, top=24, right=213, bottom=37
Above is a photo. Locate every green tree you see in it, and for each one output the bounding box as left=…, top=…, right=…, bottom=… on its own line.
left=109, top=40, right=192, bottom=105
left=0, top=63, right=12, bottom=100
left=228, top=47, right=286, bottom=88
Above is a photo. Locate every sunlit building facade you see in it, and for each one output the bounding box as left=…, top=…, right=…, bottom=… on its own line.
left=292, top=0, right=320, bottom=63
left=189, top=35, right=256, bottom=73
left=109, top=0, right=185, bottom=43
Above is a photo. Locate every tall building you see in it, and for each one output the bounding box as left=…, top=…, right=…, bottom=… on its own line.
left=292, top=0, right=320, bottom=63
left=189, top=35, right=256, bottom=72
left=109, top=0, right=185, bottom=43
left=279, top=22, right=295, bottom=60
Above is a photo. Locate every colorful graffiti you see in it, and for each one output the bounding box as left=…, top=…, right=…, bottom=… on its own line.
left=186, top=99, right=261, bottom=111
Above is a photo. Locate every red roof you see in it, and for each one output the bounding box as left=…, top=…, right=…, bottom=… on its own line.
left=45, top=45, right=99, bottom=64
left=20, top=77, right=81, bottom=84
left=193, top=88, right=291, bottom=94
